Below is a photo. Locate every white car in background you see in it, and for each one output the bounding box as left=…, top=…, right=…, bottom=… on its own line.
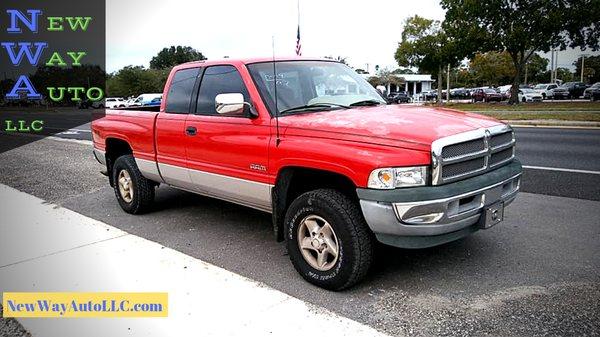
left=105, top=97, right=127, bottom=109
left=518, top=88, right=543, bottom=103
left=533, top=83, right=558, bottom=99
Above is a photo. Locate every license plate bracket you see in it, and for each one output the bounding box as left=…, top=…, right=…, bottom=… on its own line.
left=481, top=201, right=504, bottom=229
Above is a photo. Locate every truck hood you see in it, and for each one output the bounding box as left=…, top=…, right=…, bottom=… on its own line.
left=280, top=105, right=503, bottom=151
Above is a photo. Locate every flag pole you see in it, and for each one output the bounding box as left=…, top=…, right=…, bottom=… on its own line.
left=296, top=0, right=301, bottom=56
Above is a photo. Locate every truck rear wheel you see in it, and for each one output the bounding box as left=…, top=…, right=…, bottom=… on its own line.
left=285, top=189, right=374, bottom=290
left=112, top=155, right=155, bottom=214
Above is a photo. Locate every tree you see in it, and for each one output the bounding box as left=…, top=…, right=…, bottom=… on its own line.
left=394, top=15, right=460, bottom=104
left=469, top=52, right=515, bottom=86
left=441, top=0, right=600, bottom=103
left=574, top=55, right=600, bottom=83
left=106, top=66, right=169, bottom=97
left=367, top=68, right=404, bottom=88
left=392, top=68, right=415, bottom=75
left=149, top=46, right=206, bottom=70
left=525, top=53, right=549, bottom=84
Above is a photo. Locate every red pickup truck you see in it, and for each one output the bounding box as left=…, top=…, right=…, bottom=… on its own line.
left=92, top=58, right=522, bottom=290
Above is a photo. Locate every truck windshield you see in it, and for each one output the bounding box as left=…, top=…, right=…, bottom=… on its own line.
left=247, top=61, right=386, bottom=116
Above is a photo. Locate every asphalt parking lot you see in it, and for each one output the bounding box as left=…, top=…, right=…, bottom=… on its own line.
left=0, top=129, right=598, bottom=336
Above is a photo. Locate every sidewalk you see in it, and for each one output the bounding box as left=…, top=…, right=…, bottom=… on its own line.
left=503, top=119, right=600, bottom=128
left=0, top=184, right=388, bottom=337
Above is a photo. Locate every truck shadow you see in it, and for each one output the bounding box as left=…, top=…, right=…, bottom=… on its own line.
left=147, top=186, right=500, bottom=292
left=67, top=184, right=510, bottom=297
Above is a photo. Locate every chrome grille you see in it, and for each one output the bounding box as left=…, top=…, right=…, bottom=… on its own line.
left=442, top=157, right=486, bottom=179
left=490, top=147, right=514, bottom=167
left=432, top=125, right=515, bottom=185
left=442, top=139, right=486, bottom=159
left=490, top=132, right=513, bottom=149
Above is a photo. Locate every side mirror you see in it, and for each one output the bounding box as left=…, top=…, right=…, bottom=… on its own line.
left=215, top=93, right=257, bottom=118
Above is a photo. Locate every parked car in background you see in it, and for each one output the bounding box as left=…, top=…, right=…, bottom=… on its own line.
left=450, top=88, right=470, bottom=100
left=533, top=83, right=558, bottom=99
left=591, top=89, right=600, bottom=101
left=472, top=88, right=503, bottom=102
left=105, top=97, right=127, bottom=109
left=128, top=93, right=163, bottom=107
left=551, top=85, right=571, bottom=99
left=79, top=99, right=106, bottom=109
left=496, top=85, right=512, bottom=100
left=583, top=82, right=600, bottom=99
left=144, top=97, right=162, bottom=106
left=518, top=89, right=543, bottom=103
left=123, top=98, right=137, bottom=107
left=387, top=91, right=410, bottom=103
left=553, top=82, right=588, bottom=99
left=420, top=90, right=438, bottom=101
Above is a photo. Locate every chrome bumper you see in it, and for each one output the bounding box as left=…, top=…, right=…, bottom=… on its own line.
left=393, top=173, right=520, bottom=228
left=357, top=161, right=522, bottom=248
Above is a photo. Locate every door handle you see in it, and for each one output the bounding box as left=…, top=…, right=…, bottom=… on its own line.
left=185, top=126, right=197, bottom=136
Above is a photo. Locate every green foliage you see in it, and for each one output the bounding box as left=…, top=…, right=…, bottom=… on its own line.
left=556, top=68, right=575, bottom=82
left=469, top=52, right=515, bottom=86
left=149, top=46, right=206, bottom=70
left=106, top=66, right=169, bottom=97
left=441, top=0, right=600, bottom=103
left=394, top=15, right=459, bottom=76
left=392, top=68, right=415, bottom=75
left=526, top=53, right=550, bottom=83
left=368, top=68, right=405, bottom=87
left=574, top=55, right=600, bottom=83
left=395, top=15, right=461, bottom=103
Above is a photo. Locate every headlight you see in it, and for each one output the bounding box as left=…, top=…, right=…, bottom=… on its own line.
left=367, top=166, right=428, bottom=189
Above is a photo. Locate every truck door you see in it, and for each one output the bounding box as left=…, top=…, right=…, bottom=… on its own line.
left=184, top=64, right=272, bottom=212
left=155, top=66, right=201, bottom=189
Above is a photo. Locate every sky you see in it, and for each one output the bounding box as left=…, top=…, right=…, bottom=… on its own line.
left=106, top=0, right=597, bottom=75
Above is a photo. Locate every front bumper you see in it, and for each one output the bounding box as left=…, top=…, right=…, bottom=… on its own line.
left=357, top=160, right=522, bottom=249
left=93, top=148, right=108, bottom=176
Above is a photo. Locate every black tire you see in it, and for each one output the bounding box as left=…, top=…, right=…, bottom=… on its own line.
left=542, top=93, right=546, bottom=99
left=522, top=97, right=527, bottom=103
left=112, top=155, right=155, bottom=214
left=285, top=189, right=374, bottom=290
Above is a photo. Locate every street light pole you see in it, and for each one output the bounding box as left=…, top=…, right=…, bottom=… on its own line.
left=446, top=64, right=450, bottom=103
left=581, top=55, right=585, bottom=82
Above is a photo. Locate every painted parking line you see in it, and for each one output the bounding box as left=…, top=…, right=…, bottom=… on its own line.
left=523, top=165, right=600, bottom=175
left=0, top=184, right=388, bottom=337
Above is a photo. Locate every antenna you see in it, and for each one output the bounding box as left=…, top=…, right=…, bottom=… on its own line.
left=272, top=36, right=281, bottom=146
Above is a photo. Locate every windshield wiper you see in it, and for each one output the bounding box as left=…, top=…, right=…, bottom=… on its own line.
left=279, top=103, right=350, bottom=115
left=349, top=100, right=384, bottom=107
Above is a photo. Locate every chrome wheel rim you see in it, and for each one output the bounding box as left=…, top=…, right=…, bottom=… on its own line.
left=297, top=215, right=339, bottom=271
left=118, top=170, right=133, bottom=203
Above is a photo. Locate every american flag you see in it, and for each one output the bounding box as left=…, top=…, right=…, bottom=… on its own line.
left=295, top=25, right=302, bottom=56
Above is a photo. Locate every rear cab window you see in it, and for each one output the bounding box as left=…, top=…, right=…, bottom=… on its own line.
left=165, top=67, right=201, bottom=114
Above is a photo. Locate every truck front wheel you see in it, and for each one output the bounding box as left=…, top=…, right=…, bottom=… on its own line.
left=285, top=189, right=374, bottom=290
left=112, top=155, right=155, bottom=214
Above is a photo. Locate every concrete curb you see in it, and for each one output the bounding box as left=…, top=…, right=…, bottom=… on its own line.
left=0, top=184, right=389, bottom=337
left=503, top=120, right=600, bottom=128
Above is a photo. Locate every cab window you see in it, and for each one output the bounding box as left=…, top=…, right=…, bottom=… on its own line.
left=165, top=67, right=201, bottom=113
left=195, top=65, right=250, bottom=117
